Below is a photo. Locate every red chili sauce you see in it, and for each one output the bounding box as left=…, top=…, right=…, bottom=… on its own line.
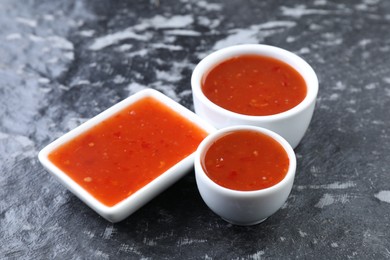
left=49, top=97, right=208, bottom=207
left=202, top=55, right=307, bottom=116
left=202, top=130, right=289, bottom=191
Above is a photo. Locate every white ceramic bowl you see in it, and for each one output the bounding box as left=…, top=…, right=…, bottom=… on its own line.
left=38, top=89, right=216, bottom=223
left=194, top=125, right=296, bottom=226
left=191, top=44, right=318, bottom=148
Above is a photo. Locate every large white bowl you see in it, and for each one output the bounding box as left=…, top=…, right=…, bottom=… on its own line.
left=194, top=125, right=296, bottom=226
left=191, top=44, right=318, bottom=148
left=38, top=89, right=216, bottom=223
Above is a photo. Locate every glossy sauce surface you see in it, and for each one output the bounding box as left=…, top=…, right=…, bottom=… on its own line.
left=49, top=97, right=208, bottom=206
left=202, top=130, right=289, bottom=191
left=202, top=55, right=307, bottom=116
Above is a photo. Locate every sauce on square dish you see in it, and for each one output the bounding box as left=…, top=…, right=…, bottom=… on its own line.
left=49, top=97, right=208, bottom=206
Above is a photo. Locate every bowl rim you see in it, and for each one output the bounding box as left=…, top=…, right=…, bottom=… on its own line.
left=195, top=125, right=297, bottom=197
left=38, top=88, right=216, bottom=220
left=191, top=44, right=319, bottom=122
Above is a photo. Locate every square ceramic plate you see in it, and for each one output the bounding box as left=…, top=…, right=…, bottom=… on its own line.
left=38, top=89, right=216, bottom=222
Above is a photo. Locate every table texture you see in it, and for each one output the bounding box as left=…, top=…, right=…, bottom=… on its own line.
left=1, top=0, right=389, bottom=259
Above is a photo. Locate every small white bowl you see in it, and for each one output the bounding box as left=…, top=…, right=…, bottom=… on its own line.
left=194, top=125, right=296, bottom=226
left=191, top=44, right=318, bottom=148
left=38, top=89, right=216, bottom=223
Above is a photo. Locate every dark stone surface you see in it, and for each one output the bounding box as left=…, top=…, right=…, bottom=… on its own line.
left=1, top=0, right=390, bottom=259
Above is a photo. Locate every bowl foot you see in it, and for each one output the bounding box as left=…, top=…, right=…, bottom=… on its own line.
left=221, top=217, right=268, bottom=226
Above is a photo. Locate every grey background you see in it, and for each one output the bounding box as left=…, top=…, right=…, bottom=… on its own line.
left=1, top=0, right=389, bottom=259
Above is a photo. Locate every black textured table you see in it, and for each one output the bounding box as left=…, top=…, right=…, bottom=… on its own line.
left=1, top=0, right=390, bottom=259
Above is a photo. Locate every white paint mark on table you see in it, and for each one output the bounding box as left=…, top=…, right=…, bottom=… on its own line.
left=375, top=191, right=390, bottom=203
left=204, top=254, right=213, bottom=260
left=249, top=251, right=265, bottom=260
left=116, top=43, right=133, bottom=52
left=0, top=132, right=36, bottom=157
left=310, top=165, right=321, bottom=174
left=320, top=33, right=343, bottom=46
left=126, top=49, right=148, bottom=58
left=63, top=52, right=74, bottom=60
left=143, top=237, right=157, bottom=246
left=23, top=34, right=74, bottom=60
left=197, top=17, right=221, bottom=29
left=38, top=77, right=50, bottom=84
left=372, top=120, right=385, bottom=125
left=119, top=244, right=142, bottom=255
left=16, top=17, right=38, bottom=27
left=210, top=21, right=296, bottom=52
left=177, top=237, right=207, bottom=246
left=154, top=230, right=175, bottom=240
left=65, top=117, right=89, bottom=131
left=127, top=81, right=148, bottom=95
left=47, top=36, right=74, bottom=50
left=126, top=59, right=193, bottom=100
left=359, top=39, right=372, bottom=47
left=256, top=21, right=297, bottom=30
left=151, top=81, right=179, bottom=101
left=95, top=250, right=110, bottom=259
left=280, top=5, right=332, bottom=18
left=79, top=30, right=95, bottom=37
left=70, top=79, right=91, bottom=86
left=113, top=75, right=126, bottom=84
left=383, top=77, right=390, bottom=84
left=151, top=43, right=184, bottom=51
left=315, top=194, right=351, bottom=208
left=178, top=89, right=192, bottom=98
left=384, top=88, right=390, bottom=97
left=102, top=224, right=116, bottom=239
left=314, top=0, right=327, bottom=6
left=310, top=23, right=323, bottom=30
left=42, top=14, right=55, bottom=21
left=28, top=34, right=45, bottom=42
left=333, top=81, right=346, bottom=91
left=286, top=36, right=295, bottom=43
left=6, top=33, right=22, bottom=40
left=299, top=230, right=308, bottom=237
left=135, top=15, right=194, bottom=30
left=365, top=83, right=376, bottom=90
left=363, top=0, right=380, bottom=5
left=329, top=93, right=339, bottom=101
left=164, top=29, right=201, bottom=36
left=296, top=47, right=311, bottom=54
left=152, top=15, right=194, bottom=29
left=331, top=242, right=339, bottom=248
left=196, top=1, right=222, bottom=11
left=155, top=69, right=182, bottom=82
left=83, top=230, right=95, bottom=238
left=217, top=25, right=273, bottom=46
left=89, top=29, right=150, bottom=51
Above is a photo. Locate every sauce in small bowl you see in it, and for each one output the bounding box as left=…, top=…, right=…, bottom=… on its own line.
left=202, top=129, right=290, bottom=191
left=202, top=54, right=307, bottom=116
left=39, top=89, right=216, bottom=222
left=195, top=125, right=296, bottom=226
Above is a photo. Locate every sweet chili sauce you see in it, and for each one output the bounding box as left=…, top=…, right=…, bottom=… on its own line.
left=202, top=130, right=289, bottom=191
left=49, top=97, right=208, bottom=206
left=202, top=55, right=307, bottom=116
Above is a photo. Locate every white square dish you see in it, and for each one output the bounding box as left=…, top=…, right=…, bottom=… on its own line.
left=38, top=88, right=216, bottom=223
